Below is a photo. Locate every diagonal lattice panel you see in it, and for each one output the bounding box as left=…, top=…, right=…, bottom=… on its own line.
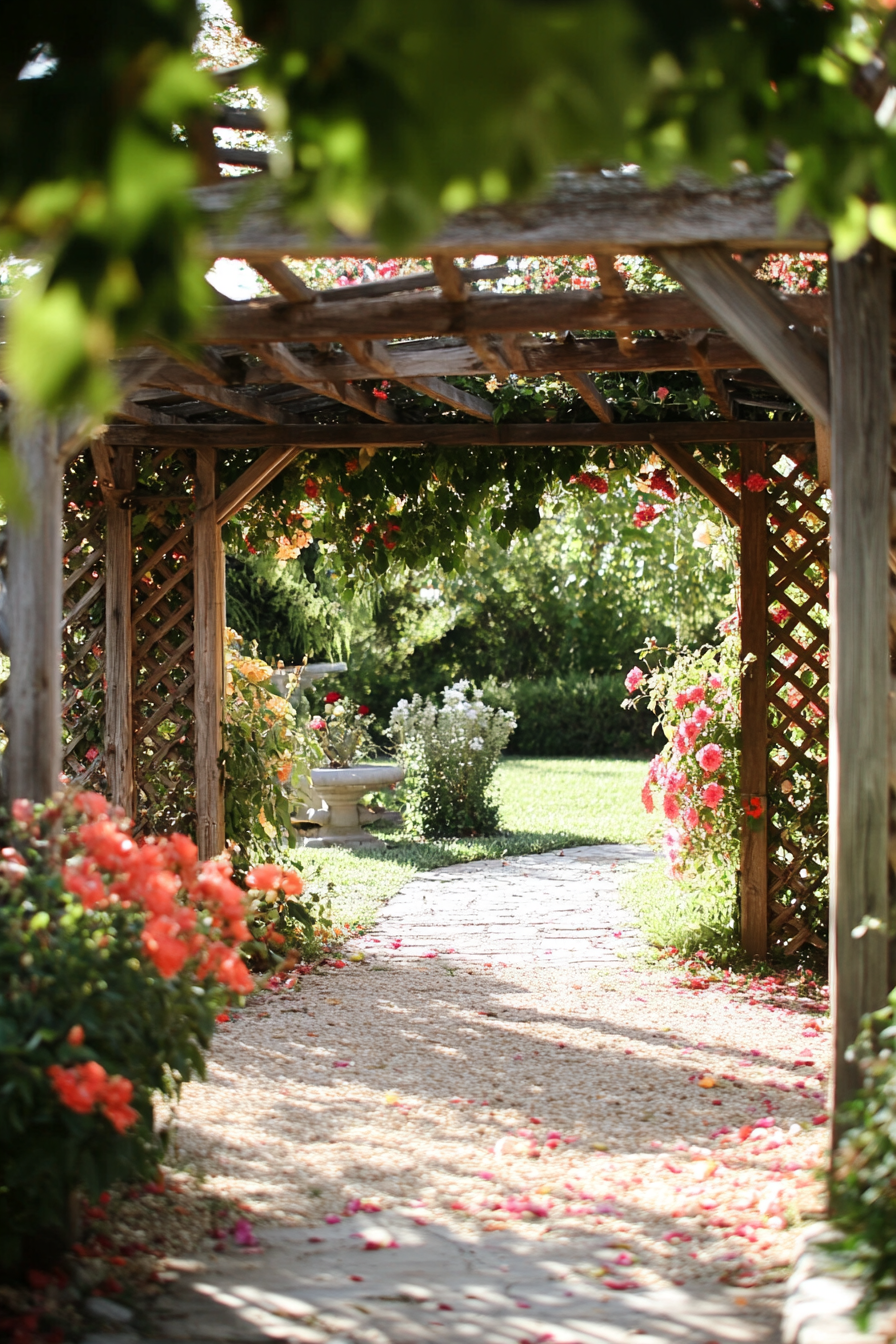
left=764, top=447, right=829, bottom=955
left=62, top=456, right=108, bottom=787
left=131, top=449, right=198, bottom=836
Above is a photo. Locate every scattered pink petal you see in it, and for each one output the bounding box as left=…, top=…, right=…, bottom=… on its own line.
left=333, top=1060, right=351, bottom=1068
left=325, top=1215, right=341, bottom=1224
left=232, top=1218, right=258, bottom=1247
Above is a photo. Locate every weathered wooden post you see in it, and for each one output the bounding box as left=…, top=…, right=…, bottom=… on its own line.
left=91, top=439, right=135, bottom=814
left=193, top=447, right=225, bottom=859
left=5, top=410, right=64, bottom=804
left=829, top=240, right=891, bottom=1118
left=739, top=441, right=768, bottom=957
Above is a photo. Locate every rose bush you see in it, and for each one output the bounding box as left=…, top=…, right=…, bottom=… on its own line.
left=306, top=691, right=377, bottom=767
left=624, top=626, right=744, bottom=952
left=0, top=791, right=252, bottom=1266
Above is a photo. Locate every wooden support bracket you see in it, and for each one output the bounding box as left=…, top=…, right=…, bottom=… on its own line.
left=657, top=246, right=830, bottom=425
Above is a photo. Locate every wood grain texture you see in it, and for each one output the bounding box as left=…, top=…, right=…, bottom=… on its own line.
left=91, top=442, right=135, bottom=813
left=215, top=445, right=305, bottom=525
left=196, top=170, right=829, bottom=259
left=658, top=247, right=830, bottom=425
left=120, top=334, right=770, bottom=384
left=739, top=442, right=769, bottom=957
left=193, top=448, right=225, bottom=859
left=103, top=420, right=818, bottom=451
left=829, top=242, right=892, bottom=1119
left=647, top=441, right=741, bottom=524
left=6, top=412, right=64, bottom=803
left=565, top=373, right=616, bottom=423
left=206, top=287, right=827, bottom=346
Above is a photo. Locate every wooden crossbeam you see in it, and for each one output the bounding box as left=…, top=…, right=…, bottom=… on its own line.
left=646, top=440, right=741, bottom=524
left=657, top=247, right=830, bottom=424
left=565, top=373, right=615, bottom=424
left=196, top=171, right=829, bottom=259
left=206, top=288, right=827, bottom=346
left=685, top=330, right=736, bottom=419
left=103, top=420, right=816, bottom=450
left=215, top=445, right=306, bottom=525
left=430, top=256, right=515, bottom=381
left=118, top=334, right=769, bottom=386
left=254, top=341, right=398, bottom=423
left=341, top=335, right=495, bottom=421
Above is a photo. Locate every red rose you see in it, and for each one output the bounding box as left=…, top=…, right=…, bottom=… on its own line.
left=358, top=705, right=370, bottom=715
left=304, top=479, right=320, bottom=500
left=323, top=691, right=342, bottom=704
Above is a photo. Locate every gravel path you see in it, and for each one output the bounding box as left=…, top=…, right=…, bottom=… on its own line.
left=163, top=845, right=831, bottom=1343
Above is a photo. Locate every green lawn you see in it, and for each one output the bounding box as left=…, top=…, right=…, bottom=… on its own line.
left=299, top=755, right=654, bottom=931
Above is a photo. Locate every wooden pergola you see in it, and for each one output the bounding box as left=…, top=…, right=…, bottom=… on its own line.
left=4, top=169, right=889, bottom=1119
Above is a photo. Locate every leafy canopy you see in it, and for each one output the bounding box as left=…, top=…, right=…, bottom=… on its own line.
left=1, top=0, right=894, bottom=412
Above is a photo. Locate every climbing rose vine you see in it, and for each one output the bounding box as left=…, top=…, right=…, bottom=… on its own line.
left=624, top=627, right=742, bottom=883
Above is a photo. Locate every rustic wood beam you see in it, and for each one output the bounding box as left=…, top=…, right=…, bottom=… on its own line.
left=253, top=341, right=398, bottom=424
left=215, top=445, right=306, bottom=525
left=118, top=334, right=773, bottom=387
left=739, top=442, right=769, bottom=957
left=251, top=258, right=316, bottom=304
left=340, top=335, right=494, bottom=421
left=197, top=171, right=829, bottom=260
left=205, top=287, right=827, bottom=346
left=657, top=247, right=830, bottom=424
left=828, top=241, right=891, bottom=1122
left=117, top=400, right=188, bottom=426
left=430, top=256, right=515, bottom=381
left=6, top=411, right=64, bottom=803
left=646, top=440, right=741, bottom=524
left=158, top=379, right=305, bottom=426
left=566, top=373, right=615, bottom=424
left=193, top=448, right=226, bottom=859
left=594, top=253, right=636, bottom=356
left=685, top=330, right=736, bottom=419
left=103, top=420, right=816, bottom=451
left=91, top=441, right=136, bottom=813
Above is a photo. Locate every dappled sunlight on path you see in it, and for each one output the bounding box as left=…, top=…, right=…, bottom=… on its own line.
left=164, top=846, right=829, bottom=1342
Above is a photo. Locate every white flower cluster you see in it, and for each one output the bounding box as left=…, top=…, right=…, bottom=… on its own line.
left=388, top=681, right=516, bottom=772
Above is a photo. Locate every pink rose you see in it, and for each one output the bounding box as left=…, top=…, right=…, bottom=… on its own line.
left=641, top=782, right=654, bottom=814
left=686, top=686, right=705, bottom=703
left=696, top=744, right=723, bottom=774
left=310, top=716, right=327, bottom=731
left=702, top=782, right=725, bottom=810
left=663, top=793, right=681, bottom=822
left=624, top=667, right=644, bottom=694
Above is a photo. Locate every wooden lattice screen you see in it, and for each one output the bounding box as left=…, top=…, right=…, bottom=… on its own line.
left=62, top=449, right=200, bottom=837
left=764, top=446, right=830, bottom=954
left=62, top=459, right=108, bottom=789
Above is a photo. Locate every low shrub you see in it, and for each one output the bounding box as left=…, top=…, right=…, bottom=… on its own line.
left=0, top=791, right=253, bottom=1266
left=831, top=987, right=896, bottom=1318
left=242, top=860, right=333, bottom=969
left=388, top=681, right=516, bottom=837
left=488, top=674, right=656, bottom=757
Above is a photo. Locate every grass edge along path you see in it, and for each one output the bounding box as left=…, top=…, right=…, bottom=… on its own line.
left=300, top=756, right=653, bottom=932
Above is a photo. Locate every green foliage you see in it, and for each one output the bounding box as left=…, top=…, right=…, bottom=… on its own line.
left=337, top=483, right=731, bottom=720
left=0, top=794, right=240, bottom=1265
left=223, top=636, right=310, bottom=851
left=831, top=986, right=896, bottom=1320
left=388, top=681, right=516, bottom=838
left=225, top=548, right=351, bottom=667
left=4, top=0, right=895, bottom=413
left=490, top=675, right=656, bottom=758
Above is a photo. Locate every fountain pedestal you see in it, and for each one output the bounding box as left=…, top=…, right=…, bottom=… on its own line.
left=302, top=763, right=405, bottom=849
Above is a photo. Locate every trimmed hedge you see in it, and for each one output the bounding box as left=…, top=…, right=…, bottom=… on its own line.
left=485, top=674, right=657, bottom=757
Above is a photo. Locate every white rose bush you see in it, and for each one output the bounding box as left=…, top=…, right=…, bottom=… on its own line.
left=388, top=682, right=516, bottom=838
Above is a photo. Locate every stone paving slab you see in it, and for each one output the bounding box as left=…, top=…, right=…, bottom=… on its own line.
left=360, top=845, right=653, bottom=966
left=150, top=1214, right=782, bottom=1344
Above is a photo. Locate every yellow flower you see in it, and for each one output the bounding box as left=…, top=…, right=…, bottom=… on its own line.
left=232, top=656, right=274, bottom=684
